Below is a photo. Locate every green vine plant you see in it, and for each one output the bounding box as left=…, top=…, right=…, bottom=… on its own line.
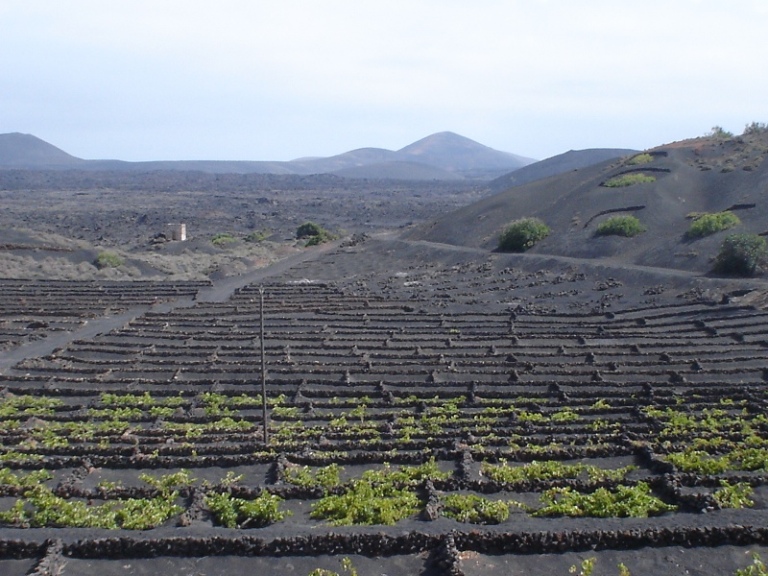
left=564, top=553, right=768, bottom=576
left=570, top=558, right=596, bottom=576
left=205, top=491, right=290, bottom=528
left=736, top=553, right=768, bottom=576
left=0, top=485, right=182, bottom=530
left=310, top=474, right=419, bottom=526
left=625, top=153, right=653, bottom=166
left=603, top=173, right=656, bottom=187
left=0, top=395, right=63, bottom=418
left=0, top=468, right=53, bottom=488
left=307, top=557, right=358, bottom=576
left=534, top=482, right=676, bottom=518
left=643, top=404, right=761, bottom=438
left=284, top=463, right=342, bottom=490
left=664, top=445, right=768, bottom=474
left=0, top=470, right=194, bottom=530
left=100, top=392, right=185, bottom=408
left=568, top=558, right=632, bottom=576
left=481, top=460, right=635, bottom=484
left=442, top=493, right=522, bottom=524
left=713, top=481, right=754, bottom=509
left=310, top=459, right=449, bottom=526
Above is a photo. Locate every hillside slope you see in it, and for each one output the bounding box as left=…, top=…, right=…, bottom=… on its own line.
left=0, top=133, right=84, bottom=167
left=406, top=132, right=768, bottom=274
left=488, top=148, right=637, bottom=193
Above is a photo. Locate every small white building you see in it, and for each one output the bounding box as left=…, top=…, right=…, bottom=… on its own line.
left=168, top=223, right=187, bottom=241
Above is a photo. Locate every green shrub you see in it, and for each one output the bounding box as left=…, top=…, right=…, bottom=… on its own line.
left=296, top=222, right=337, bottom=246
left=625, top=153, right=653, bottom=166
left=603, top=173, right=656, bottom=187
left=498, top=217, right=550, bottom=252
left=305, top=234, right=329, bottom=247
left=686, top=211, right=740, bottom=239
left=211, top=233, right=237, bottom=247
left=595, top=215, right=646, bottom=237
left=244, top=230, right=269, bottom=243
left=743, top=122, right=768, bottom=136
left=94, top=251, right=124, bottom=269
left=296, top=222, right=324, bottom=238
left=710, top=125, right=734, bottom=139
left=714, top=233, right=768, bottom=276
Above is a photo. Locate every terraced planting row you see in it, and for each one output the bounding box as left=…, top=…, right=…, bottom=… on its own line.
left=0, top=279, right=768, bottom=574
left=0, top=279, right=209, bottom=352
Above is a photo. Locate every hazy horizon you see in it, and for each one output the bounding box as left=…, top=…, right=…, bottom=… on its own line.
left=2, top=1, right=766, bottom=162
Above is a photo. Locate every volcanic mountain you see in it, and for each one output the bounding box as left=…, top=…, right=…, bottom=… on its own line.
left=0, top=131, right=533, bottom=181
left=407, top=130, right=768, bottom=274
left=0, top=133, right=85, bottom=168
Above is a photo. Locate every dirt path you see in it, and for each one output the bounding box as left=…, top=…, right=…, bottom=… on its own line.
left=401, top=238, right=700, bottom=277
left=398, top=237, right=768, bottom=291
left=195, top=240, right=340, bottom=303
left=0, top=307, right=156, bottom=375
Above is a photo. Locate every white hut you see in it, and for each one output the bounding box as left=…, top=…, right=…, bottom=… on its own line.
left=169, top=223, right=187, bottom=241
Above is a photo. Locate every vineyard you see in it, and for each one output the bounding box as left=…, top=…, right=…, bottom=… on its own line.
left=1, top=244, right=768, bottom=575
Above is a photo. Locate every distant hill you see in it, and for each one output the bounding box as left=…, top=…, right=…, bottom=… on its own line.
left=406, top=131, right=768, bottom=274
left=397, top=132, right=534, bottom=176
left=290, top=132, right=532, bottom=180
left=288, top=147, right=401, bottom=175
left=0, top=131, right=534, bottom=181
left=331, top=160, right=463, bottom=180
left=0, top=133, right=85, bottom=168
left=488, top=148, right=637, bottom=193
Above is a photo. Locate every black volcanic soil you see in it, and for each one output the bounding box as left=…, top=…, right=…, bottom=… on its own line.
left=407, top=132, right=768, bottom=275
left=0, top=172, right=485, bottom=280
left=1, top=234, right=768, bottom=575
left=0, top=171, right=484, bottom=249
left=1, top=137, right=768, bottom=575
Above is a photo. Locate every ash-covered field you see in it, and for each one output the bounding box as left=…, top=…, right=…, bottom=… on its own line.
left=2, top=138, right=768, bottom=574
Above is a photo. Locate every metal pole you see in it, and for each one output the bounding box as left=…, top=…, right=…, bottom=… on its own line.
left=260, top=286, right=269, bottom=444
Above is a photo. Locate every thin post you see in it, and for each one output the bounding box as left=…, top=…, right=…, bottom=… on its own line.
left=260, top=286, right=269, bottom=444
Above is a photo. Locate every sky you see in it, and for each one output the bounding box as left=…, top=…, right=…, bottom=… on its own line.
left=2, top=1, right=767, bottom=162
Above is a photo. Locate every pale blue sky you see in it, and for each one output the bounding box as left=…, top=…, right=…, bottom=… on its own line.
left=2, top=1, right=766, bottom=161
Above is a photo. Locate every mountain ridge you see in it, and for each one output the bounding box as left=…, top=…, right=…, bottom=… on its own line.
left=0, top=131, right=534, bottom=181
